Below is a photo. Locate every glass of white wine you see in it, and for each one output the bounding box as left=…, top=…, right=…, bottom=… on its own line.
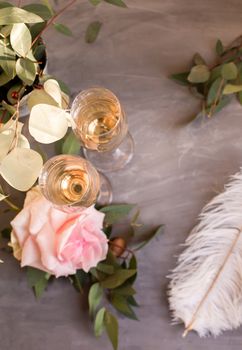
left=70, top=87, right=134, bottom=172
left=38, top=155, right=112, bottom=212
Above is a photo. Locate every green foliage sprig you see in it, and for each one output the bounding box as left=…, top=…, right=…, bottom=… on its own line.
left=1, top=204, right=164, bottom=350
left=171, top=36, right=242, bottom=120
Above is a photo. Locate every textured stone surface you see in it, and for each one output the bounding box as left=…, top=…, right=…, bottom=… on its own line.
left=2, top=0, right=242, bottom=349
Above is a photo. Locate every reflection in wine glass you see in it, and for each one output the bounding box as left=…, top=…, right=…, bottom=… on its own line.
left=38, top=155, right=112, bottom=212
left=70, top=87, right=134, bottom=172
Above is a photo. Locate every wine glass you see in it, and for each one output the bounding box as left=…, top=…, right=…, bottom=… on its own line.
left=38, top=155, right=112, bottom=212
left=70, top=87, right=134, bottom=172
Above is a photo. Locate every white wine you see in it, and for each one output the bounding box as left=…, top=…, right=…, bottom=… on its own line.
left=39, top=155, right=100, bottom=209
left=71, top=88, right=127, bottom=151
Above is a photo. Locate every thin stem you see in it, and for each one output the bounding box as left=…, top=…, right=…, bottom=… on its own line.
left=30, top=0, right=77, bottom=51
left=3, top=197, right=20, bottom=211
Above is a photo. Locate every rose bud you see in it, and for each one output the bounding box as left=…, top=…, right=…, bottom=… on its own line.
left=109, top=237, right=127, bottom=257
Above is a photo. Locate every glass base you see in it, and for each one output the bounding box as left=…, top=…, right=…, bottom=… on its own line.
left=97, top=173, right=113, bottom=206
left=83, top=132, right=134, bottom=172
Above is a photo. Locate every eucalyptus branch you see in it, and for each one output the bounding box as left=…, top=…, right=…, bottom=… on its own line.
left=30, top=0, right=77, bottom=50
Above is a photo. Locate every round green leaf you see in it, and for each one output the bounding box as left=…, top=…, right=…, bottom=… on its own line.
left=16, top=57, right=37, bottom=85
left=0, top=148, right=43, bottom=191
left=221, top=62, right=238, bottom=80
left=85, top=21, right=102, bottom=44
left=10, top=23, right=32, bottom=57
left=29, top=104, right=69, bottom=144
left=188, top=65, right=210, bottom=83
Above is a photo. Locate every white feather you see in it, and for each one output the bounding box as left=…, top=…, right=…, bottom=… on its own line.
left=168, top=169, right=242, bottom=337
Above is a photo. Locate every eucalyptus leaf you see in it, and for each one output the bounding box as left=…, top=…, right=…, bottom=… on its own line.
left=104, top=311, right=119, bottom=350
left=0, top=24, right=13, bottom=37
left=100, top=204, right=135, bottom=225
left=43, top=79, right=62, bottom=106
left=33, top=44, right=45, bottom=61
left=96, top=262, right=115, bottom=275
left=216, top=39, right=224, bottom=56
left=0, top=45, right=16, bottom=78
left=100, top=269, right=137, bottom=289
left=206, top=76, right=224, bottom=106
left=53, top=23, right=73, bottom=36
left=170, top=72, right=190, bottom=86
left=0, top=130, right=14, bottom=161
left=0, top=148, right=43, bottom=191
left=41, top=0, right=54, bottom=15
left=221, top=62, right=238, bottom=80
left=22, top=4, right=52, bottom=20
left=16, top=57, right=37, bottom=85
left=0, top=7, right=44, bottom=25
left=29, top=104, right=69, bottom=144
left=188, top=65, right=210, bottom=83
left=88, top=283, right=103, bottom=316
left=104, top=0, right=127, bottom=7
left=0, top=71, right=12, bottom=86
left=193, top=53, right=206, bottom=65
left=85, top=21, right=102, bottom=44
left=94, top=307, right=106, bottom=337
left=61, top=131, right=80, bottom=155
left=27, top=88, right=58, bottom=110
left=10, top=23, right=32, bottom=57
left=223, top=84, right=242, bottom=94
left=30, top=22, right=46, bottom=40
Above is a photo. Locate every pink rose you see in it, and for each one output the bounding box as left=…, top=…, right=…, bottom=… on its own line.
left=10, top=187, right=108, bottom=277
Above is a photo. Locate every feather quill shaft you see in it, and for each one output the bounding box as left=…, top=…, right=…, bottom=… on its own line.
left=168, top=170, right=242, bottom=337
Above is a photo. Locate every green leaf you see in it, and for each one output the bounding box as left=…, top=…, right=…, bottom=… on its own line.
left=0, top=45, right=16, bottom=78
left=100, top=204, right=135, bottom=225
left=223, top=84, right=242, bottom=94
left=41, top=0, right=54, bottom=15
left=0, top=2, right=13, bottom=9
left=94, top=307, right=106, bottom=337
left=22, top=4, right=52, bottom=20
left=188, top=65, right=210, bottom=83
left=89, top=0, right=102, bottom=5
left=70, top=269, right=89, bottom=292
left=193, top=53, right=206, bottom=65
left=113, top=284, right=136, bottom=296
left=0, top=71, right=12, bottom=86
left=97, top=262, right=115, bottom=275
left=170, top=72, right=190, bottom=86
left=33, top=44, right=46, bottom=61
left=206, top=96, right=230, bottom=115
left=104, top=0, right=127, bottom=7
left=100, top=269, right=137, bottom=289
left=10, top=23, right=32, bottom=57
left=88, top=283, right=103, bottom=316
left=53, top=23, right=73, bottom=36
left=127, top=295, right=139, bottom=307
left=26, top=267, right=50, bottom=299
left=0, top=7, right=44, bottom=25
left=61, top=131, right=80, bottom=155
left=16, top=57, right=37, bottom=85
left=104, top=311, right=119, bottom=350
left=134, top=225, right=165, bottom=251
left=111, top=294, right=138, bottom=320
left=216, top=39, right=224, bottom=56
left=221, top=62, right=238, bottom=80
left=209, top=65, right=223, bottom=83
left=85, top=21, right=102, bottom=44
left=206, top=77, right=224, bottom=106
left=30, top=22, right=46, bottom=40
left=0, top=25, right=13, bottom=37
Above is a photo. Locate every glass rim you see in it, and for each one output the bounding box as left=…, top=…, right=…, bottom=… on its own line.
left=70, top=87, right=125, bottom=137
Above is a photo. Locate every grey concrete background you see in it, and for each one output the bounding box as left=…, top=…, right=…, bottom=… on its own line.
left=2, top=0, right=242, bottom=349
